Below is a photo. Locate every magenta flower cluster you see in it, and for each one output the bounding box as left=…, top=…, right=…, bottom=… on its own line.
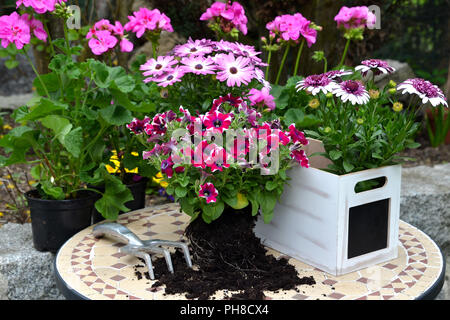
left=128, top=98, right=309, bottom=203
left=86, top=20, right=133, bottom=56
left=140, top=38, right=267, bottom=88
left=200, top=1, right=248, bottom=35
left=266, top=13, right=317, bottom=47
left=16, top=0, right=66, bottom=14
left=124, top=7, right=173, bottom=38
left=334, top=6, right=376, bottom=30
left=0, top=12, right=47, bottom=49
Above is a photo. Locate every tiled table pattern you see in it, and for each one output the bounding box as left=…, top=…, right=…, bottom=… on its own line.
left=56, top=203, right=444, bottom=300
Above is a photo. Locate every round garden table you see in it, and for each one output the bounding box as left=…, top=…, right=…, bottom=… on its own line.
left=55, top=203, right=446, bottom=300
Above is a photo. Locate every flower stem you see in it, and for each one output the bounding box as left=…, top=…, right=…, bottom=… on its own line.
left=275, top=44, right=290, bottom=85
left=265, top=50, right=272, bottom=80
left=23, top=50, right=50, bottom=98
left=293, top=39, right=305, bottom=76
left=151, top=40, right=158, bottom=59
left=337, top=38, right=351, bottom=69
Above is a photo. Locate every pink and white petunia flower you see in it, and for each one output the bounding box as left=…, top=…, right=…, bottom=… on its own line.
left=203, top=110, right=233, bottom=133
left=397, top=78, right=448, bottom=107
left=333, top=80, right=370, bottom=105
left=296, top=74, right=339, bottom=95
left=198, top=183, right=219, bottom=203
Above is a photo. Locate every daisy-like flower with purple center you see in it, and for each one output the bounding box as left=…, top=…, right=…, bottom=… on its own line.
left=211, top=94, right=244, bottom=111
left=140, top=55, right=178, bottom=78
left=198, top=183, right=219, bottom=204
left=151, top=67, right=185, bottom=87
left=397, top=78, right=448, bottom=107
left=324, top=69, right=353, bottom=80
left=333, top=80, right=370, bottom=105
left=215, top=53, right=255, bottom=87
left=355, top=59, right=396, bottom=77
left=180, top=56, right=216, bottom=75
left=172, top=38, right=213, bottom=57
left=295, top=74, right=339, bottom=95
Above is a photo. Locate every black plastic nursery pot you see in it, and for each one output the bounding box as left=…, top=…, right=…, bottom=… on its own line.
left=91, top=177, right=149, bottom=224
left=25, top=190, right=98, bottom=253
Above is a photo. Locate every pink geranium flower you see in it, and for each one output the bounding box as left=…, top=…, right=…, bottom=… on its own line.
left=124, top=8, right=173, bottom=38
left=0, top=12, right=31, bottom=50
left=248, top=87, right=276, bottom=110
left=200, top=1, right=248, bottom=35
left=88, top=30, right=118, bottom=55
left=266, top=13, right=317, bottom=46
left=198, top=183, right=219, bottom=203
left=16, top=0, right=67, bottom=14
left=334, top=6, right=376, bottom=30
left=22, top=14, right=47, bottom=42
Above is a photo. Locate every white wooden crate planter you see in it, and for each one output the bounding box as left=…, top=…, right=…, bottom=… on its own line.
left=254, top=139, right=401, bottom=276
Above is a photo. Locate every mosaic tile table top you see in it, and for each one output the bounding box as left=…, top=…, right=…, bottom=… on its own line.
left=55, top=203, right=445, bottom=300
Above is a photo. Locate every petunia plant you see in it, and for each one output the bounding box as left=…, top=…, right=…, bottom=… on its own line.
left=128, top=100, right=310, bottom=224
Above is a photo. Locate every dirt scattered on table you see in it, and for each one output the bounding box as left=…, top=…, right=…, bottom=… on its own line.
left=136, top=207, right=315, bottom=300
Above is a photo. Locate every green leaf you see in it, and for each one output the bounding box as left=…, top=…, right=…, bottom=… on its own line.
left=40, top=181, right=65, bottom=200
left=259, top=192, right=277, bottom=223
left=175, top=186, right=187, bottom=198
left=99, top=105, right=133, bottom=126
left=329, top=150, right=342, bottom=161
left=64, top=127, right=83, bottom=158
left=94, top=175, right=134, bottom=220
left=5, top=59, right=19, bottom=69
left=20, top=98, right=68, bottom=122
left=33, top=72, right=60, bottom=95
left=265, top=180, right=278, bottom=191
left=343, top=161, right=355, bottom=173
left=284, top=108, right=304, bottom=126
left=41, top=115, right=72, bottom=145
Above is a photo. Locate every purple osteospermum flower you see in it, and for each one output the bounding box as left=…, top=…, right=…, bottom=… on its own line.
left=355, top=59, right=396, bottom=77
left=140, top=55, right=177, bottom=77
left=324, top=69, right=353, bottom=80
left=333, top=80, right=370, bottom=105
left=127, top=116, right=150, bottom=135
left=151, top=67, right=185, bottom=87
left=180, top=56, right=216, bottom=75
left=215, top=53, right=255, bottom=87
left=172, top=38, right=213, bottom=57
left=296, top=74, right=339, bottom=95
left=198, top=182, right=218, bottom=204
left=397, top=78, right=448, bottom=107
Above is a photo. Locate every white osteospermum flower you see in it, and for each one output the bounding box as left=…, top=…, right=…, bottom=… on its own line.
left=397, top=78, right=448, bottom=107
left=296, top=74, right=339, bottom=95
left=333, top=80, right=370, bottom=105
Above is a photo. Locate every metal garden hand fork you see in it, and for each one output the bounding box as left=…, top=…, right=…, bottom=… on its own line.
left=92, top=222, right=192, bottom=280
